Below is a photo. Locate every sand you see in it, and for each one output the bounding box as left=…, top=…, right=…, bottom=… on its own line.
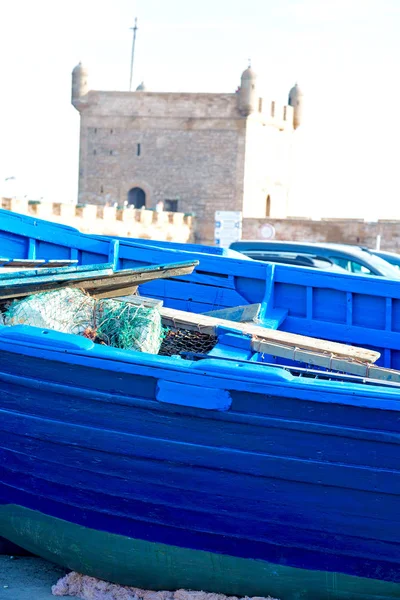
left=0, top=555, right=67, bottom=599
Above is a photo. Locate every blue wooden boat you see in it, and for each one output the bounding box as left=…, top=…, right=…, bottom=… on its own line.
left=1, top=209, right=400, bottom=599
left=1, top=318, right=400, bottom=599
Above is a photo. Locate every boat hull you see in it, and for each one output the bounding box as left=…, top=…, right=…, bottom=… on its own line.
left=2, top=504, right=400, bottom=600
left=0, top=327, right=400, bottom=598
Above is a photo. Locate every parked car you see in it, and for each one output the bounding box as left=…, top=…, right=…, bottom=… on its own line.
left=229, top=241, right=400, bottom=278
left=369, top=249, right=400, bottom=270
left=230, top=250, right=348, bottom=273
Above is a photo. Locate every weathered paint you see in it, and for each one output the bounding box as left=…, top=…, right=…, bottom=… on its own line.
left=0, top=330, right=400, bottom=595
left=156, top=380, right=232, bottom=410
left=2, top=505, right=400, bottom=600
left=1, top=208, right=400, bottom=597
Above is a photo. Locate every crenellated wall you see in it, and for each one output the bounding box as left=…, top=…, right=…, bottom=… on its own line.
left=3, top=198, right=399, bottom=252
left=0, top=198, right=194, bottom=243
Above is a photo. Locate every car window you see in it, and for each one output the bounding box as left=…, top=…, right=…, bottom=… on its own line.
left=349, top=261, right=372, bottom=275
left=243, top=251, right=343, bottom=271
left=358, top=250, right=400, bottom=278
left=329, top=257, right=351, bottom=271
left=232, top=243, right=400, bottom=278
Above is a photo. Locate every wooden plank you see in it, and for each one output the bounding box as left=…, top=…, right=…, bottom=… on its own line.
left=0, top=259, right=80, bottom=273
left=115, top=295, right=164, bottom=309
left=41, top=260, right=79, bottom=268
left=0, top=261, right=199, bottom=301
left=252, top=340, right=400, bottom=384
left=203, top=304, right=262, bottom=323
left=159, top=306, right=380, bottom=364
left=0, top=259, right=46, bottom=267
left=90, top=284, right=140, bottom=299
left=161, top=307, right=400, bottom=382
left=0, top=268, right=114, bottom=299
left=83, top=262, right=199, bottom=299
left=0, top=262, right=114, bottom=281
left=368, top=365, right=400, bottom=383
left=5, top=259, right=79, bottom=268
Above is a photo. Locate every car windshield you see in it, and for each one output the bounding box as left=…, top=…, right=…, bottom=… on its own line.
left=243, top=251, right=347, bottom=272
left=357, top=250, right=400, bottom=278
left=372, top=251, right=400, bottom=269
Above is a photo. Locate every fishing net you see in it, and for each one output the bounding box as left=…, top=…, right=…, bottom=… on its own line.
left=3, top=289, right=221, bottom=357
left=4, top=288, right=94, bottom=335
left=52, top=571, right=279, bottom=600
left=93, top=299, right=165, bottom=354
left=159, top=328, right=217, bottom=357
left=4, top=288, right=165, bottom=355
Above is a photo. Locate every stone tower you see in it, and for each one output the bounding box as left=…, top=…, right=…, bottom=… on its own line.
left=72, top=65, right=300, bottom=243
left=238, top=66, right=258, bottom=116
left=71, top=63, right=89, bottom=110
left=288, top=83, right=303, bottom=130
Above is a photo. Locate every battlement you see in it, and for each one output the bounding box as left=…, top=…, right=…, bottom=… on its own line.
left=1, top=198, right=194, bottom=243
left=79, top=91, right=241, bottom=120
left=77, top=90, right=293, bottom=130
left=257, top=98, right=294, bottom=131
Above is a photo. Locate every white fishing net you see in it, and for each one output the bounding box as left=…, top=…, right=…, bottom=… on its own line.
left=4, top=288, right=165, bottom=355
left=5, top=288, right=94, bottom=336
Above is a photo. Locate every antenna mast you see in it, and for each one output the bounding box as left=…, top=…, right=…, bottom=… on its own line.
left=129, top=17, right=138, bottom=91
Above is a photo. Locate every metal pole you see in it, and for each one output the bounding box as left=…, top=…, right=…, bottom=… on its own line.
left=129, top=17, right=138, bottom=91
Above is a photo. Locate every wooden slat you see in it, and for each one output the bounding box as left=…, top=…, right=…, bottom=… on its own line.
left=41, top=260, right=79, bottom=268
left=0, top=261, right=199, bottom=301
left=202, top=304, right=261, bottom=323
left=251, top=340, right=400, bottom=384
left=115, top=295, right=164, bottom=309
left=85, top=262, right=199, bottom=299
left=0, top=262, right=113, bottom=281
left=159, top=306, right=380, bottom=364
left=0, top=259, right=46, bottom=267
left=0, top=268, right=113, bottom=299
left=160, top=307, right=400, bottom=382
left=0, top=259, right=79, bottom=271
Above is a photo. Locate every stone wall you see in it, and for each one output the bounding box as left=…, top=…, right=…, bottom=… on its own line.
left=0, top=198, right=194, bottom=243
left=5, top=197, right=398, bottom=252
left=80, top=124, right=244, bottom=213
left=242, top=217, right=400, bottom=252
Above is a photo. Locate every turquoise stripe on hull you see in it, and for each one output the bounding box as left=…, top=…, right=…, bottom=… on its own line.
left=1, top=505, right=399, bottom=600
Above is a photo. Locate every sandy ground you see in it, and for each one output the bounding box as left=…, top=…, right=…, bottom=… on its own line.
left=0, top=556, right=66, bottom=599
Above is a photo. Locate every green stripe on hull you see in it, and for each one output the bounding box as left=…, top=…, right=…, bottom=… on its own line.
left=0, top=505, right=399, bottom=600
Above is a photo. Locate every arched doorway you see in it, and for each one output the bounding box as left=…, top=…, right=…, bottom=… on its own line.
left=127, top=187, right=146, bottom=208
left=265, top=194, right=271, bottom=217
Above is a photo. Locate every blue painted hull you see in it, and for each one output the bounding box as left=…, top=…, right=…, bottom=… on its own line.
left=1, top=209, right=400, bottom=595
left=0, top=325, right=400, bottom=593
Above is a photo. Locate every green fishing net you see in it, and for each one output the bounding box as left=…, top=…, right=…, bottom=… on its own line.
left=4, top=288, right=165, bottom=355
left=93, top=298, right=166, bottom=353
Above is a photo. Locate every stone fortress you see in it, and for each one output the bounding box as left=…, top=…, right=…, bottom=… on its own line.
left=2, top=61, right=396, bottom=252
left=72, top=62, right=303, bottom=243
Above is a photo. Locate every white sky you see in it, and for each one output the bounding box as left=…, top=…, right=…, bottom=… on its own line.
left=0, top=0, right=399, bottom=219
